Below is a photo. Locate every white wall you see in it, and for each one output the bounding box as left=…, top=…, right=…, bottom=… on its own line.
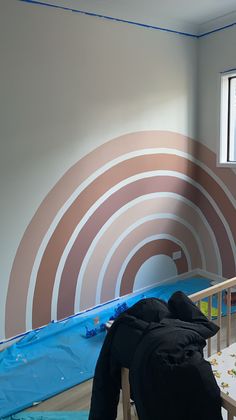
left=0, top=0, right=197, bottom=339
left=197, top=26, right=236, bottom=154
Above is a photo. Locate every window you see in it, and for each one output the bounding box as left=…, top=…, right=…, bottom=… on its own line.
left=220, top=71, right=236, bottom=165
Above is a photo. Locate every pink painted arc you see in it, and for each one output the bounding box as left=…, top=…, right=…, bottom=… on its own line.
left=58, top=176, right=234, bottom=320
left=99, top=217, right=201, bottom=305
left=5, top=131, right=236, bottom=339
left=119, top=239, right=188, bottom=296
left=78, top=194, right=219, bottom=310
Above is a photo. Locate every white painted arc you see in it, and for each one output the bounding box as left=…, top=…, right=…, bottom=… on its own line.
left=57, top=168, right=229, bottom=320
left=26, top=169, right=231, bottom=328
left=27, top=148, right=236, bottom=321
left=25, top=152, right=234, bottom=327
left=73, top=166, right=232, bottom=311
left=92, top=214, right=201, bottom=308
left=75, top=193, right=221, bottom=312
left=114, top=234, right=192, bottom=298
left=26, top=148, right=235, bottom=327
left=133, top=255, right=178, bottom=291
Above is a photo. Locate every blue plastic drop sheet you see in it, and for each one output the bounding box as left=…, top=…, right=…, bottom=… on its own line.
left=6, top=412, right=89, bottom=419
left=0, top=277, right=229, bottom=418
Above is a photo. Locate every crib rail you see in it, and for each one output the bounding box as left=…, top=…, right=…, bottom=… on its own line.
left=189, top=276, right=236, bottom=420
left=119, top=277, right=236, bottom=420
left=189, top=276, right=236, bottom=354
left=222, top=394, right=236, bottom=420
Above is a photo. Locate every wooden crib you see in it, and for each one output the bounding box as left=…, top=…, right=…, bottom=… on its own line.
left=121, top=276, right=236, bottom=420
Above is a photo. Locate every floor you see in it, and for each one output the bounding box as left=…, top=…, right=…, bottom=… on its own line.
left=26, top=379, right=93, bottom=413
left=25, top=378, right=135, bottom=419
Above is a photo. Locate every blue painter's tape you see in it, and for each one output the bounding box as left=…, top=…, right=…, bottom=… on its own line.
left=18, top=0, right=198, bottom=38
left=0, top=297, right=119, bottom=346
left=199, top=21, right=236, bottom=38
left=220, top=67, right=236, bottom=74
left=18, top=0, right=236, bottom=39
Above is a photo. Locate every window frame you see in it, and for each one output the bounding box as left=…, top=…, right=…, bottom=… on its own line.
left=219, top=70, right=236, bottom=167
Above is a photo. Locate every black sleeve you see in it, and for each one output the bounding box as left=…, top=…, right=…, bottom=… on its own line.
left=89, top=324, right=121, bottom=420
left=89, top=312, right=149, bottom=419
left=168, top=291, right=219, bottom=338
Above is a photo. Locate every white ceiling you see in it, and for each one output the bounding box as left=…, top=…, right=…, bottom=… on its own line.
left=26, top=0, right=236, bottom=35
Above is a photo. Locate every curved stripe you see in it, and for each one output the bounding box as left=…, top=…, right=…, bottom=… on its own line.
left=68, top=193, right=219, bottom=320
left=76, top=214, right=202, bottom=310
left=26, top=148, right=236, bottom=279
left=28, top=149, right=236, bottom=317
left=94, top=216, right=201, bottom=308
left=6, top=131, right=236, bottom=337
left=33, top=150, right=226, bottom=323
left=67, top=174, right=234, bottom=317
left=76, top=212, right=203, bottom=310
left=28, top=148, right=236, bottom=304
left=29, top=148, right=236, bottom=315
left=120, top=239, right=188, bottom=296
left=115, top=234, right=191, bottom=298
left=32, top=173, right=234, bottom=327
left=29, top=154, right=236, bottom=327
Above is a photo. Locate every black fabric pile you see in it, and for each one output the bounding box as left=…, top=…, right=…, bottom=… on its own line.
left=89, top=291, right=222, bottom=420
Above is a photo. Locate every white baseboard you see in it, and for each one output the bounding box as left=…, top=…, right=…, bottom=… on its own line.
left=128, top=269, right=225, bottom=298
left=195, top=269, right=225, bottom=284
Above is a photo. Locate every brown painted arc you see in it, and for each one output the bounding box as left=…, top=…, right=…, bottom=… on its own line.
left=79, top=194, right=219, bottom=308
left=99, top=217, right=201, bottom=306
left=55, top=177, right=234, bottom=324
left=6, top=131, right=236, bottom=339
left=120, top=239, right=188, bottom=295
left=32, top=155, right=235, bottom=328
left=84, top=217, right=201, bottom=309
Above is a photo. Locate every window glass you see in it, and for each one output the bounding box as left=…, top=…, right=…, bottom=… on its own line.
left=220, top=72, right=236, bottom=165
left=228, top=77, right=236, bottom=162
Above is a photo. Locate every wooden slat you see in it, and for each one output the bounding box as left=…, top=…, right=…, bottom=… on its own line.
left=217, top=291, right=222, bottom=352
left=189, top=277, right=236, bottom=302
left=221, top=392, right=236, bottom=416
left=227, top=288, right=232, bottom=347
left=121, top=368, right=132, bottom=420
left=189, top=279, right=236, bottom=420
left=207, top=295, right=212, bottom=357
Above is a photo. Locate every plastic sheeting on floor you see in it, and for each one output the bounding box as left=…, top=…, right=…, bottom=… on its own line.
left=0, top=277, right=220, bottom=418
left=6, top=412, right=89, bottom=419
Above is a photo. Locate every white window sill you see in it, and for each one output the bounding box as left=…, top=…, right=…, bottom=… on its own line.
left=217, top=161, right=236, bottom=168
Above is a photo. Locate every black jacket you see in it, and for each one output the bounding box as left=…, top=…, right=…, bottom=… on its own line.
left=89, top=291, right=222, bottom=420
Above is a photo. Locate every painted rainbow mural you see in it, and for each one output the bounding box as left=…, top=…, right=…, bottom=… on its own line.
left=5, top=131, right=236, bottom=339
